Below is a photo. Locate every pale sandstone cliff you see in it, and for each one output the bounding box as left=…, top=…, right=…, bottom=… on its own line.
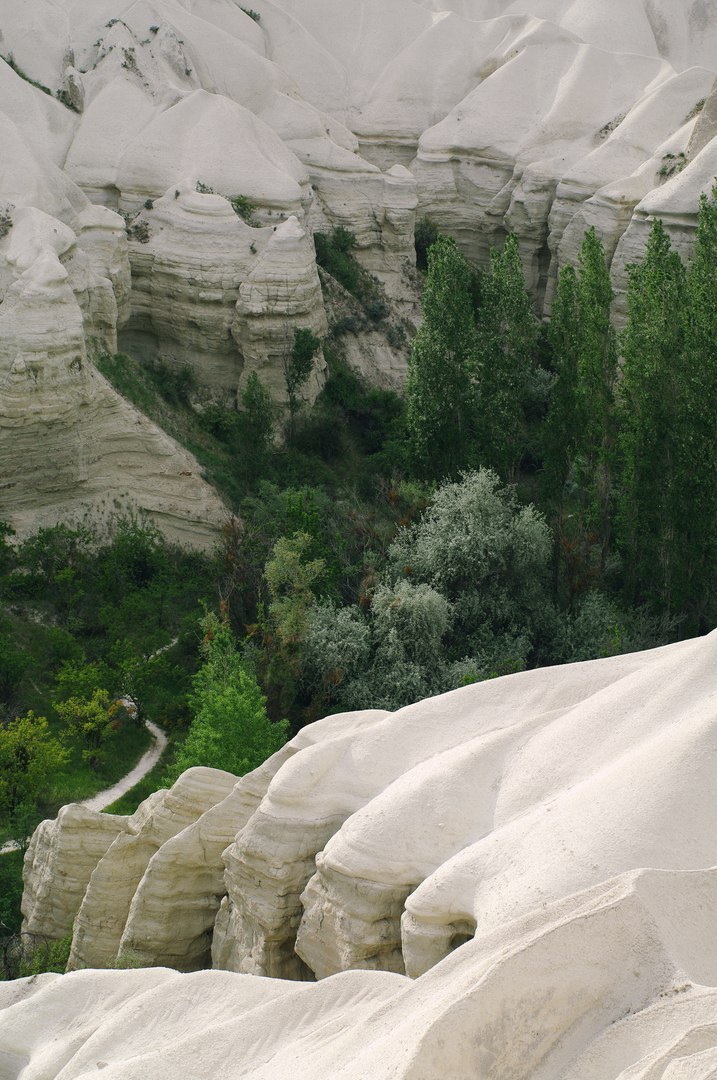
left=10, top=630, right=717, bottom=1078
left=4, top=0, right=717, bottom=538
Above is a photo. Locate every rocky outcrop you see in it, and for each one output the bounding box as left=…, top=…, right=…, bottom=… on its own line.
left=610, top=133, right=717, bottom=321
left=20, top=804, right=132, bottom=944
left=116, top=749, right=295, bottom=972
left=4, top=0, right=717, bottom=343
left=231, top=215, right=328, bottom=403
left=121, top=185, right=327, bottom=404
left=0, top=97, right=228, bottom=546
left=9, top=629, right=717, bottom=1077
left=20, top=628, right=717, bottom=989
left=67, top=767, right=236, bottom=970
left=6, top=0, right=717, bottom=548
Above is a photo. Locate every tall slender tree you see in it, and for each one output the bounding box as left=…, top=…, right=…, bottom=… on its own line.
left=616, top=217, right=686, bottom=612
left=406, top=237, right=478, bottom=479
left=474, top=234, right=539, bottom=479
left=672, top=188, right=717, bottom=630
left=541, top=264, right=581, bottom=593
left=573, top=227, right=618, bottom=566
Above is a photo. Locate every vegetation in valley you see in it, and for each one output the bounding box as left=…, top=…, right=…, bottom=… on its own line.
left=4, top=195, right=717, bottom=949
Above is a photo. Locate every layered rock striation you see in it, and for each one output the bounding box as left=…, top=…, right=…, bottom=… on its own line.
left=10, top=630, right=717, bottom=1077
left=5, top=1, right=717, bottom=541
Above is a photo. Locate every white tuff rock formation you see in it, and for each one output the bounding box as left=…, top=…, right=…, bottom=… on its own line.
left=4, top=1, right=717, bottom=541
left=10, top=630, right=717, bottom=1077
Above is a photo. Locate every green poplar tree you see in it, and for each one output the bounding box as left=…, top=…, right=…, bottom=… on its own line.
left=573, top=227, right=618, bottom=566
left=284, top=328, right=322, bottom=441
left=672, top=188, right=717, bottom=630
left=541, top=264, right=581, bottom=593
left=406, top=237, right=478, bottom=478
left=616, top=217, right=686, bottom=612
left=474, top=234, right=539, bottom=479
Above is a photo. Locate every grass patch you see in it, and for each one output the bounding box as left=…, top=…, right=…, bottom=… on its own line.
left=103, top=730, right=183, bottom=815
left=48, top=716, right=153, bottom=807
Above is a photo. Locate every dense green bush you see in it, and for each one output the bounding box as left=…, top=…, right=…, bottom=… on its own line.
left=165, top=612, right=288, bottom=781
left=302, top=469, right=556, bottom=713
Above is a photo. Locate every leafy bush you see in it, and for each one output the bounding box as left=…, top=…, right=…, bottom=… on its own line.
left=658, top=152, right=687, bottom=179
left=329, top=314, right=364, bottom=338
left=386, top=322, right=407, bottom=348
left=150, top=360, right=197, bottom=405
left=166, top=612, right=288, bottom=780
left=195, top=183, right=258, bottom=224
left=322, top=353, right=405, bottom=459
left=303, top=604, right=371, bottom=703
left=229, top=194, right=258, bottom=225
left=0, top=713, right=69, bottom=814
left=18, top=933, right=72, bottom=977
left=685, top=98, right=705, bottom=123
left=0, top=850, right=25, bottom=936
left=315, top=227, right=361, bottom=293
left=301, top=469, right=555, bottom=713
left=125, top=216, right=151, bottom=244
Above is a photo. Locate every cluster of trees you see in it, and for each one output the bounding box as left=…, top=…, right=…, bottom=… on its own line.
left=5, top=192, right=717, bottom=935
left=407, top=193, right=717, bottom=635
left=0, top=519, right=219, bottom=836
left=406, top=233, right=538, bottom=481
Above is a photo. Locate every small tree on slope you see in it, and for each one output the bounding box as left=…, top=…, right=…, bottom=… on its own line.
left=166, top=612, right=288, bottom=782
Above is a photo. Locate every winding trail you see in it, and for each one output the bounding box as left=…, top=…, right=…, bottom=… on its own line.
left=80, top=718, right=167, bottom=813
left=0, top=718, right=168, bottom=856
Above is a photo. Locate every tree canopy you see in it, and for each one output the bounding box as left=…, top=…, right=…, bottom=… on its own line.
left=166, top=613, right=288, bottom=782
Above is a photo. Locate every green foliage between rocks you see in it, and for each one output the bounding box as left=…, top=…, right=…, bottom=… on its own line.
left=165, top=612, right=288, bottom=781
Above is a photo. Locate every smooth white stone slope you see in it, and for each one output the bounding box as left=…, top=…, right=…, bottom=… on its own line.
left=10, top=631, right=717, bottom=1077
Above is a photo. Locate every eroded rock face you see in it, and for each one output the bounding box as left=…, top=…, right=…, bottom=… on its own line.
left=67, top=767, right=237, bottom=970
left=121, top=186, right=327, bottom=405
left=5, top=0, right=717, bottom=546
left=21, top=804, right=132, bottom=944
left=5, top=0, right=717, bottom=345
left=0, top=114, right=227, bottom=546
left=231, top=215, right=328, bottom=404
left=116, top=749, right=296, bottom=972
left=14, top=630, right=717, bottom=1076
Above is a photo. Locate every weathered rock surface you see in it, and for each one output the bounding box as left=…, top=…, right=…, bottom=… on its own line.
left=20, top=804, right=132, bottom=944
left=0, top=104, right=227, bottom=545
left=122, top=185, right=327, bottom=404
left=211, top=708, right=391, bottom=979
left=67, top=767, right=236, bottom=970
left=6, top=0, right=717, bottom=544
left=4, top=0, right=717, bottom=323
left=3, top=868, right=717, bottom=1078
left=116, top=749, right=294, bottom=972
left=12, top=630, right=717, bottom=1076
